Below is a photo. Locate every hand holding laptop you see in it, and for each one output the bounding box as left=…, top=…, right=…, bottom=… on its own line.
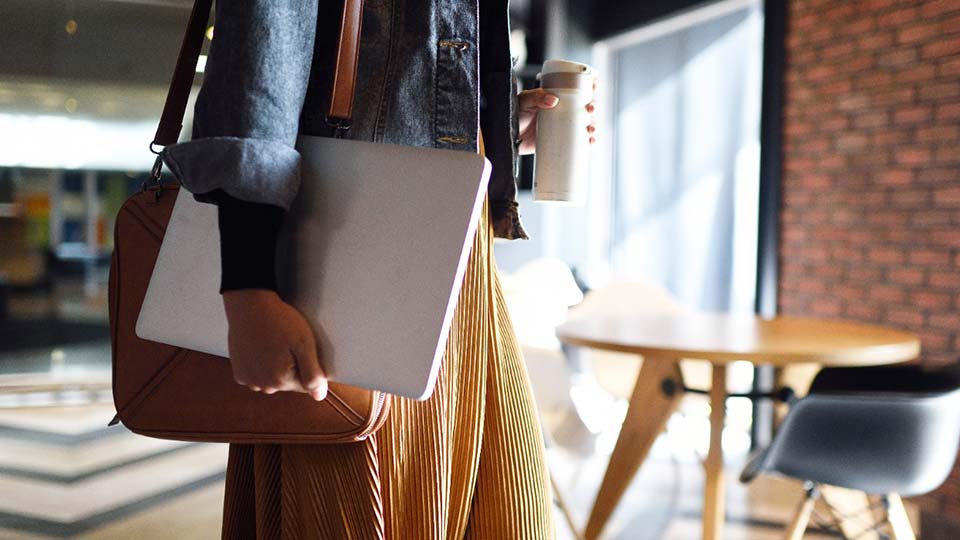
left=137, top=136, right=491, bottom=400
left=223, top=289, right=328, bottom=401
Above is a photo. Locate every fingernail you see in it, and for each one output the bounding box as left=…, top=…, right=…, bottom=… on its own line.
left=544, top=94, right=559, bottom=106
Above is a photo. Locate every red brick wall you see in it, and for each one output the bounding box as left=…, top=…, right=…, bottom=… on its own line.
left=779, top=0, right=960, bottom=525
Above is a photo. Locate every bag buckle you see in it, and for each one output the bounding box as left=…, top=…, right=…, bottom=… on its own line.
left=324, top=115, right=351, bottom=138
left=142, top=143, right=166, bottom=201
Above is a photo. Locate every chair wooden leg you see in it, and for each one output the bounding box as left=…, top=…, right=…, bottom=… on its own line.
left=784, top=484, right=818, bottom=540
left=550, top=468, right=585, bottom=540
left=821, top=486, right=880, bottom=540
left=886, top=493, right=917, bottom=540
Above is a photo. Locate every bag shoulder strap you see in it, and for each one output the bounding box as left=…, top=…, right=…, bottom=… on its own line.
left=152, top=0, right=363, bottom=147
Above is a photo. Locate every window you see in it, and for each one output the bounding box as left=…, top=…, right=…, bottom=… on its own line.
left=592, top=0, right=764, bottom=313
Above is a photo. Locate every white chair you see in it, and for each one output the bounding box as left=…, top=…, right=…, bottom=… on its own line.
left=497, top=258, right=587, bottom=536
left=498, top=257, right=582, bottom=422
left=564, top=278, right=688, bottom=400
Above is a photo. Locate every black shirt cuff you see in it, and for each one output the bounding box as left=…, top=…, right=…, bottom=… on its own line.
left=195, top=189, right=285, bottom=293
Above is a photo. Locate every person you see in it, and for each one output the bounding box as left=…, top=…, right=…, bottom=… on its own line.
left=160, top=0, right=597, bottom=538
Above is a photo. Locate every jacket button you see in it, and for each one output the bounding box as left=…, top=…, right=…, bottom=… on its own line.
left=438, top=40, right=470, bottom=51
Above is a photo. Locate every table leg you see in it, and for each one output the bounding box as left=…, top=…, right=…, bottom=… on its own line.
left=584, top=356, right=684, bottom=540
left=703, top=364, right=727, bottom=540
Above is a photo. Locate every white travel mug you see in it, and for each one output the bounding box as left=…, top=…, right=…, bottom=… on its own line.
left=532, top=59, right=595, bottom=204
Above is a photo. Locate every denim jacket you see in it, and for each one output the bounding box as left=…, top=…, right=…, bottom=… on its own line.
left=160, top=0, right=529, bottom=241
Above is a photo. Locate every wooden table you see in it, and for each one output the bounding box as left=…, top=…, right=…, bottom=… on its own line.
left=555, top=312, right=921, bottom=540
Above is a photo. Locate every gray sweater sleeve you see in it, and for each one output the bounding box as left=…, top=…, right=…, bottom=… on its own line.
left=159, top=0, right=319, bottom=210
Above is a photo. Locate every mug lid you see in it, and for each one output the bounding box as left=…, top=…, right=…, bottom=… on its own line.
left=541, top=59, right=593, bottom=75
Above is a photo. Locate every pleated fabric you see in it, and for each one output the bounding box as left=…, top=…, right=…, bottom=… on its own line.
left=220, top=129, right=556, bottom=539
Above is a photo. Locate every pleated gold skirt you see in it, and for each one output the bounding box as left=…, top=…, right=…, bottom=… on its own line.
left=220, top=130, right=555, bottom=539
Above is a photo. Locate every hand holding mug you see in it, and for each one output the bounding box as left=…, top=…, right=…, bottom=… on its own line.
left=517, top=77, right=598, bottom=156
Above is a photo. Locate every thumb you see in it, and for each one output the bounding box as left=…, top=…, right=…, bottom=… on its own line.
left=540, top=92, right=559, bottom=108
left=519, top=88, right=558, bottom=111
left=293, top=338, right=328, bottom=400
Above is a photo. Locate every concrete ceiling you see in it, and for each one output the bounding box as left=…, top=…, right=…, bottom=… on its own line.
left=0, top=0, right=543, bottom=170
left=0, top=0, right=197, bottom=122
left=1, top=0, right=195, bottom=85
left=0, top=0, right=540, bottom=124
left=0, top=76, right=169, bottom=120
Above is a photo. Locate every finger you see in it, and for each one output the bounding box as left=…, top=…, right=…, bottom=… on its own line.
left=264, top=373, right=305, bottom=394
left=585, top=102, right=595, bottom=113
left=589, top=136, right=596, bottom=144
left=587, top=124, right=596, bottom=133
left=248, top=385, right=262, bottom=392
left=252, top=359, right=302, bottom=394
left=519, top=88, right=558, bottom=111
left=539, top=92, right=559, bottom=108
left=292, top=337, right=328, bottom=400
left=517, top=89, right=541, bottom=110
left=278, top=363, right=310, bottom=392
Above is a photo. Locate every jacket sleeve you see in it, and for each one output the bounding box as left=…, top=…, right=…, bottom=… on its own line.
left=158, top=0, right=320, bottom=292
left=478, top=0, right=530, bottom=241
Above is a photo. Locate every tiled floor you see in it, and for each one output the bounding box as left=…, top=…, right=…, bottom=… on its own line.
left=0, top=400, right=851, bottom=540
left=0, top=403, right=225, bottom=539
left=0, top=335, right=918, bottom=540
left=546, top=416, right=839, bottom=540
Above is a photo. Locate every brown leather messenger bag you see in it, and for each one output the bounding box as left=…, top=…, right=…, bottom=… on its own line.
left=107, top=0, right=392, bottom=444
